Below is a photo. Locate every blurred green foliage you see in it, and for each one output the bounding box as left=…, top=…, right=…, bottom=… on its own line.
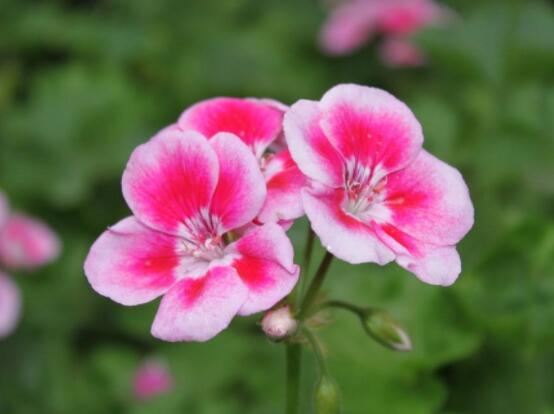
left=0, top=0, right=553, bottom=413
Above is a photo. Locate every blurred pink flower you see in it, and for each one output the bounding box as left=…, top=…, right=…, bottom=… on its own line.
left=319, top=0, right=454, bottom=66
left=178, top=97, right=309, bottom=224
left=379, top=37, right=425, bottom=67
left=133, top=359, right=174, bottom=401
left=0, top=272, right=21, bottom=339
left=85, top=129, right=299, bottom=342
left=0, top=214, right=61, bottom=269
left=284, top=84, right=474, bottom=285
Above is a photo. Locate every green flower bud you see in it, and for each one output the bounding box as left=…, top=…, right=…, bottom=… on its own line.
left=362, top=309, right=412, bottom=352
left=314, top=374, right=342, bottom=414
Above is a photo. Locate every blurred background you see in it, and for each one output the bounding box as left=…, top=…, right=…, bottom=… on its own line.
left=1, top=0, right=553, bottom=413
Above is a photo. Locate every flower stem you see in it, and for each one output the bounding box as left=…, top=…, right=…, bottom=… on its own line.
left=302, top=326, right=328, bottom=376
left=285, top=343, right=302, bottom=414
left=297, top=252, right=334, bottom=320
left=296, top=228, right=315, bottom=307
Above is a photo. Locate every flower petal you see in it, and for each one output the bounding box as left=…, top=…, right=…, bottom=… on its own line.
left=319, top=84, right=423, bottom=177
left=151, top=266, right=247, bottom=342
left=228, top=223, right=299, bottom=316
left=122, top=129, right=219, bottom=236
left=178, top=97, right=284, bottom=158
left=0, top=214, right=60, bottom=269
left=373, top=223, right=461, bottom=286
left=284, top=99, right=345, bottom=187
left=379, top=37, right=425, bottom=67
left=319, top=0, right=380, bottom=55
left=302, top=188, right=395, bottom=265
left=209, top=133, right=267, bottom=232
left=0, top=272, right=21, bottom=339
left=257, top=150, right=308, bottom=223
left=383, top=150, right=474, bottom=246
left=84, top=217, right=179, bottom=306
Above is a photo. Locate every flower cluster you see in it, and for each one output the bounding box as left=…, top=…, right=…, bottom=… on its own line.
left=319, top=0, right=455, bottom=66
left=0, top=190, right=60, bottom=339
left=85, top=83, right=473, bottom=342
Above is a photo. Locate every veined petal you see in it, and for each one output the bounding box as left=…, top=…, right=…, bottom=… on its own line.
left=320, top=84, right=423, bottom=177
left=0, top=272, right=21, bottom=339
left=284, top=99, right=345, bottom=187
left=122, top=130, right=219, bottom=236
left=178, top=97, right=284, bottom=158
left=373, top=223, right=461, bottom=286
left=383, top=150, right=474, bottom=246
left=84, top=217, right=179, bottom=306
left=257, top=150, right=308, bottom=223
left=151, top=266, right=247, bottom=342
left=302, top=188, right=395, bottom=265
left=0, top=214, right=60, bottom=269
left=209, top=133, right=267, bottom=232
left=228, top=223, right=299, bottom=316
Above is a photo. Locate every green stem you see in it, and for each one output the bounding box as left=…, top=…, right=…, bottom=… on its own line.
left=302, top=326, right=328, bottom=376
left=312, top=300, right=365, bottom=318
left=297, top=252, right=334, bottom=320
left=285, top=343, right=302, bottom=414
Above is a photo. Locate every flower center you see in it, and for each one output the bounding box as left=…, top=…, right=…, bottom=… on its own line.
left=343, top=159, right=387, bottom=219
left=178, top=209, right=225, bottom=262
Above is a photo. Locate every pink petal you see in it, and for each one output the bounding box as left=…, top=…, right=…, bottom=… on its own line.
left=378, top=0, right=451, bottom=35
left=209, top=133, right=267, bottom=232
left=122, top=130, right=219, bottom=236
left=319, top=0, right=380, bottom=55
left=178, top=97, right=284, bottom=159
left=133, top=359, right=174, bottom=401
left=84, top=217, right=179, bottom=306
left=380, top=37, right=425, bottom=67
left=383, top=150, right=474, bottom=246
left=373, top=223, right=461, bottom=286
left=228, top=223, right=299, bottom=315
left=302, top=188, right=395, bottom=265
left=257, top=150, right=308, bottom=223
left=320, top=84, right=423, bottom=177
left=0, top=272, right=21, bottom=339
left=0, top=214, right=60, bottom=269
left=284, top=99, right=345, bottom=187
left=151, top=266, right=247, bottom=342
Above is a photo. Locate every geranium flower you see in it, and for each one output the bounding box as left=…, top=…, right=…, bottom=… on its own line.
left=133, top=359, right=174, bottom=401
left=284, top=84, right=473, bottom=285
left=0, top=213, right=61, bottom=269
left=319, top=0, right=454, bottom=66
left=177, top=97, right=308, bottom=224
left=0, top=272, right=21, bottom=339
left=84, top=130, right=299, bottom=341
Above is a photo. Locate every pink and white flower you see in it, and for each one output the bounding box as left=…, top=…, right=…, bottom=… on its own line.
left=284, top=84, right=473, bottom=285
left=0, top=272, right=21, bottom=339
left=319, top=0, right=454, bottom=66
left=0, top=198, right=60, bottom=270
left=178, top=97, right=308, bottom=224
left=133, top=359, right=174, bottom=401
left=85, top=130, right=300, bottom=341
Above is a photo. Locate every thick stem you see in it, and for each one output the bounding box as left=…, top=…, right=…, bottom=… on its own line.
left=297, top=252, right=334, bottom=320
left=285, top=343, right=302, bottom=414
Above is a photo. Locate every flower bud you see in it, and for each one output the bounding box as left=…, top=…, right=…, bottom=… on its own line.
left=314, top=374, right=342, bottom=414
left=362, top=309, right=412, bottom=352
left=261, top=305, right=298, bottom=341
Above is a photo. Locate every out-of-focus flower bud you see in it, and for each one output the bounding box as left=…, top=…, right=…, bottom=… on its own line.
left=133, top=358, right=174, bottom=401
left=361, top=309, right=412, bottom=352
left=261, top=305, right=298, bottom=342
left=314, top=373, right=342, bottom=414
